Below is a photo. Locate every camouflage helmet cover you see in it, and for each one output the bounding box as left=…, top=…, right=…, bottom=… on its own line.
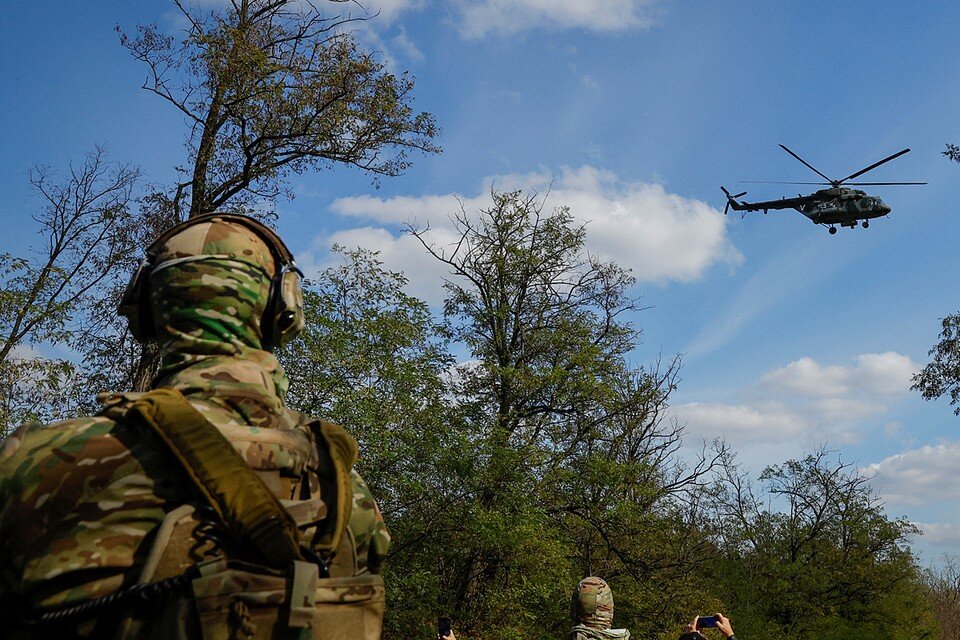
left=572, top=576, right=615, bottom=630
left=149, top=215, right=283, bottom=277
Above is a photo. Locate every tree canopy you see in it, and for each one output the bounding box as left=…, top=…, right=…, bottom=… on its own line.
left=119, top=0, right=440, bottom=219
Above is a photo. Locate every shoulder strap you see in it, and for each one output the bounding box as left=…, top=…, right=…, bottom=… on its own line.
left=128, top=387, right=305, bottom=568
left=309, top=419, right=358, bottom=554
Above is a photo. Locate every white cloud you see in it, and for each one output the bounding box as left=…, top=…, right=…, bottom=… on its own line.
left=10, top=344, right=44, bottom=360
left=299, top=225, right=460, bottom=306
left=452, top=0, right=660, bottom=39
left=865, top=443, right=960, bottom=506
left=762, top=352, right=918, bottom=399
left=389, top=25, right=425, bottom=61
left=675, top=352, right=919, bottom=460
left=327, top=165, right=741, bottom=306
left=915, top=522, right=960, bottom=547
left=673, top=402, right=805, bottom=443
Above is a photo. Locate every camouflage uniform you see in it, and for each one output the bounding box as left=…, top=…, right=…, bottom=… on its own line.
left=570, top=577, right=630, bottom=640
left=0, top=215, right=389, bottom=638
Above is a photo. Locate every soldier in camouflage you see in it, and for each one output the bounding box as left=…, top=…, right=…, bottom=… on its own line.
left=0, top=214, right=389, bottom=639
left=571, top=577, right=630, bottom=640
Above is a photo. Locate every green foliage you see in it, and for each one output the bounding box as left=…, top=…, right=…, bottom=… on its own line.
left=411, top=189, right=715, bottom=639
left=119, top=0, right=440, bottom=217
left=713, top=449, right=936, bottom=639
left=922, top=557, right=960, bottom=640
left=278, top=247, right=471, bottom=637
left=280, top=246, right=455, bottom=497
left=0, top=356, right=86, bottom=439
left=913, top=313, right=960, bottom=415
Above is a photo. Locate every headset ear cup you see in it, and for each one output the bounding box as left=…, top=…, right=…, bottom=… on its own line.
left=274, top=267, right=305, bottom=347
left=118, top=260, right=156, bottom=341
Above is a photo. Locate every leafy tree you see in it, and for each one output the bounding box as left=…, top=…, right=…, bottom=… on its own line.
left=119, top=0, right=440, bottom=219
left=922, top=556, right=960, bottom=640
left=0, top=356, right=86, bottom=439
left=117, top=0, right=442, bottom=390
left=0, top=148, right=139, bottom=364
left=913, top=314, right=960, bottom=415
left=277, top=247, right=468, bottom=638
left=410, top=189, right=717, bottom=639
left=713, top=448, right=935, bottom=639
left=0, top=148, right=139, bottom=435
left=281, top=246, right=454, bottom=499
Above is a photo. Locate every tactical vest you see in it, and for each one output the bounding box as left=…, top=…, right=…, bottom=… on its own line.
left=87, top=388, right=385, bottom=640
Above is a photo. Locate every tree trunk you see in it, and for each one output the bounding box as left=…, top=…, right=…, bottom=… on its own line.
left=131, top=341, right=161, bottom=392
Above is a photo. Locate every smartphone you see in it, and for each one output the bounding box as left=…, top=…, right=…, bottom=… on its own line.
left=696, top=616, right=718, bottom=629
left=438, top=617, right=452, bottom=637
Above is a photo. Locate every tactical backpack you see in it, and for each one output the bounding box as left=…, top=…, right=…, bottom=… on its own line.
left=35, top=388, right=386, bottom=640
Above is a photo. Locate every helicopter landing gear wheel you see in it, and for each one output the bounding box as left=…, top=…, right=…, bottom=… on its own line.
left=828, top=226, right=837, bottom=235
left=862, top=220, right=869, bottom=228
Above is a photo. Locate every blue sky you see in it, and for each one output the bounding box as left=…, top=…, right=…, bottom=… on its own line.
left=3, top=1, right=960, bottom=561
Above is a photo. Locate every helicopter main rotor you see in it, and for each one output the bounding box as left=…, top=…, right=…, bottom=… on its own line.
left=775, top=144, right=923, bottom=188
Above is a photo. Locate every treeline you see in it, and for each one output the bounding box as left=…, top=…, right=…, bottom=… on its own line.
left=274, top=192, right=940, bottom=640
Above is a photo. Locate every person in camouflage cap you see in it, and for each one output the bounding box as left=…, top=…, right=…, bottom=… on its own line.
left=0, top=213, right=389, bottom=639
left=571, top=577, right=631, bottom=640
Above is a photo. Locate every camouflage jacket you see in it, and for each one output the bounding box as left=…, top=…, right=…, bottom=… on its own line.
left=0, top=353, right=389, bottom=616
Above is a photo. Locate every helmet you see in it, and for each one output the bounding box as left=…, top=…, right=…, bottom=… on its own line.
left=119, top=213, right=305, bottom=351
left=572, top=576, right=614, bottom=629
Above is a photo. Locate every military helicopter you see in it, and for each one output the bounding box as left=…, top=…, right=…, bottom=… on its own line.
left=721, top=145, right=925, bottom=234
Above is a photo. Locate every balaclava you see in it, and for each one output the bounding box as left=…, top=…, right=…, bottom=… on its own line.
left=146, top=216, right=298, bottom=412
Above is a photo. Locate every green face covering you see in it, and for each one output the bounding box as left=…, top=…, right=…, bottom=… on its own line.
left=150, top=256, right=290, bottom=419
left=151, top=256, right=272, bottom=356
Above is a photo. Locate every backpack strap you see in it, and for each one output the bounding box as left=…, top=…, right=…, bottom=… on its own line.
left=127, top=387, right=305, bottom=568
left=309, top=419, right=358, bottom=555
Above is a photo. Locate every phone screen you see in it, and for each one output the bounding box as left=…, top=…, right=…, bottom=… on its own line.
left=697, top=616, right=718, bottom=628
left=438, top=617, right=452, bottom=637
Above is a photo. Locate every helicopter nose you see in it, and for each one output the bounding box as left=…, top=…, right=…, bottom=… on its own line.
left=878, top=202, right=891, bottom=214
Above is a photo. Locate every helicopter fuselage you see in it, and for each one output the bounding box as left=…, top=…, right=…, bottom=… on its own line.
left=798, top=188, right=891, bottom=226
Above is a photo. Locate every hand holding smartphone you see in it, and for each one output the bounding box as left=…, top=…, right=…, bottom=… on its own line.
left=696, top=616, right=718, bottom=629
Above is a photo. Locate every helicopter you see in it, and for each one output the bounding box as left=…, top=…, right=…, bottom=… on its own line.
left=721, top=145, right=925, bottom=234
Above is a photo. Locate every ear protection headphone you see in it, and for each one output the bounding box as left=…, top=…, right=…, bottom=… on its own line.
left=118, top=213, right=305, bottom=352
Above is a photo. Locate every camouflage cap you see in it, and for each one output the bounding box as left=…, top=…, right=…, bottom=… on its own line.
left=572, top=576, right=615, bottom=629
left=150, top=216, right=279, bottom=278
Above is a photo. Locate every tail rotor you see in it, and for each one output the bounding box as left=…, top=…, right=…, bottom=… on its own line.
left=721, top=186, right=747, bottom=215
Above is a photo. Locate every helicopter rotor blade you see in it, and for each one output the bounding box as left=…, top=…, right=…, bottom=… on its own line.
left=838, top=148, right=911, bottom=184
left=741, top=180, right=829, bottom=185
left=779, top=144, right=834, bottom=183
left=842, top=181, right=927, bottom=186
